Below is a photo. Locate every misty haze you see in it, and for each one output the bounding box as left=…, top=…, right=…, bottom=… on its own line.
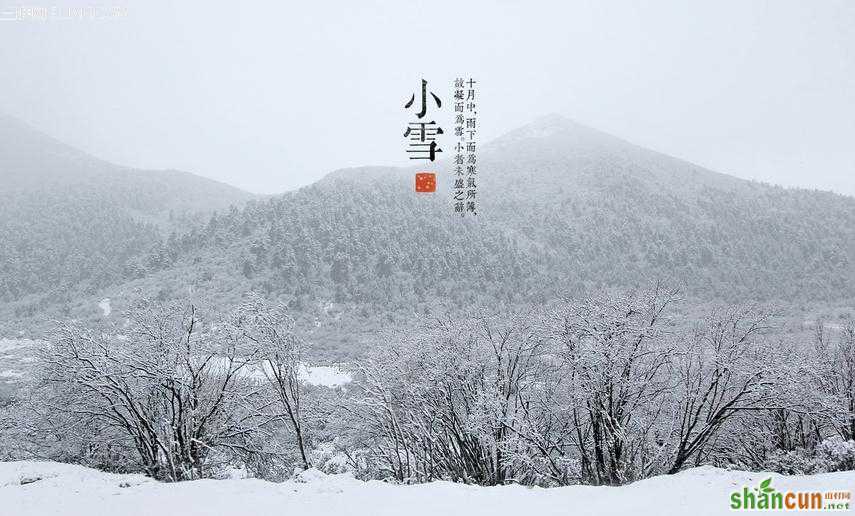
left=0, top=2, right=853, bottom=516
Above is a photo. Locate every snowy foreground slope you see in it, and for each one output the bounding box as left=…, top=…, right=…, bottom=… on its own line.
left=1, top=461, right=853, bottom=516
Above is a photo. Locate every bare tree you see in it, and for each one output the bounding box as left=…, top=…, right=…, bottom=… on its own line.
left=668, top=306, right=775, bottom=473
left=22, top=288, right=850, bottom=485
left=549, top=285, right=677, bottom=485
left=233, top=294, right=312, bottom=470
left=37, top=299, right=271, bottom=481
left=351, top=312, right=551, bottom=485
left=810, top=318, right=855, bottom=440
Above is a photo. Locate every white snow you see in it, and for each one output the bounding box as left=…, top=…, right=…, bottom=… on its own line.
left=0, top=338, right=352, bottom=389
left=0, top=339, right=39, bottom=383
left=0, top=461, right=852, bottom=516
left=235, top=360, right=352, bottom=389
left=298, top=364, right=352, bottom=388
left=0, top=369, right=25, bottom=379
left=98, top=298, right=111, bottom=317
left=0, top=338, right=37, bottom=353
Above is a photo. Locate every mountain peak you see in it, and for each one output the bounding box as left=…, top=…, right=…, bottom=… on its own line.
left=486, top=113, right=622, bottom=152
left=521, top=113, right=586, bottom=132
left=0, top=112, right=91, bottom=159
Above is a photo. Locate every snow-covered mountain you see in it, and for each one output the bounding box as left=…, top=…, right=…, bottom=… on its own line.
left=2, top=115, right=854, bottom=344
left=0, top=115, right=254, bottom=303
left=109, top=115, right=855, bottom=308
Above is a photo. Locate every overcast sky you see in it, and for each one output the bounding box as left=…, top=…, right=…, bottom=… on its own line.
left=1, top=0, right=853, bottom=195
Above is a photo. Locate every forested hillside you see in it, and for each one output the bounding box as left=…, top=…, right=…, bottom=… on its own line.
left=0, top=115, right=253, bottom=303
left=128, top=115, right=855, bottom=310
left=2, top=115, right=853, bottom=327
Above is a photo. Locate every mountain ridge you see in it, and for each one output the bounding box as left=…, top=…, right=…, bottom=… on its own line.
left=1, top=114, right=853, bottom=338
left=0, top=114, right=255, bottom=303
left=111, top=115, right=855, bottom=308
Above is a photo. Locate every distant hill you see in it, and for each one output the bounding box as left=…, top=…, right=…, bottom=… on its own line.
left=98, top=115, right=854, bottom=315
left=0, top=115, right=254, bottom=303
left=2, top=114, right=853, bottom=340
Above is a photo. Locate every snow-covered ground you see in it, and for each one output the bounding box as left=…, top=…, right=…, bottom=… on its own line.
left=0, top=337, right=352, bottom=391
left=0, top=338, right=38, bottom=385
left=205, top=356, right=352, bottom=389
left=98, top=298, right=112, bottom=317
left=0, top=339, right=37, bottom=353
left=298, top=364, right=352, bottom=388
left=0, top=461, right=852, bottom=516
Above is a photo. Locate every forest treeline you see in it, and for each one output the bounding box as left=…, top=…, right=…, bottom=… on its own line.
left=2, top=287, right=854, bottom=485
left=3, top=115, right=855, bottom=313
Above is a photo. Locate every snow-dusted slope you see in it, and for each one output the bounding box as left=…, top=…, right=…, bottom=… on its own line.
left=1, top=461, right=852, bottom=516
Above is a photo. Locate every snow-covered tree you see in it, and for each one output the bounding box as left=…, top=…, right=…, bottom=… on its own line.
left=36, top=299, right=270, bottom=481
